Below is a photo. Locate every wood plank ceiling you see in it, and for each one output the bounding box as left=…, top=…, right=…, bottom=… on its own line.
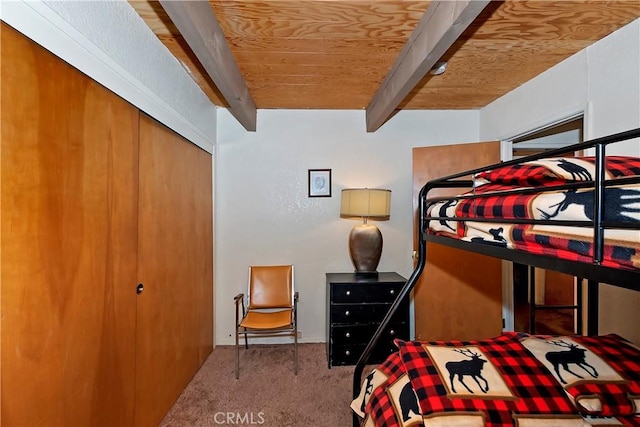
left=129, top=0, right=639, bottom=130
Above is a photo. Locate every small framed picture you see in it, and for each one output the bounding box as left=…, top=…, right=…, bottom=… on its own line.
left=308, top=169, right=332, bottom=197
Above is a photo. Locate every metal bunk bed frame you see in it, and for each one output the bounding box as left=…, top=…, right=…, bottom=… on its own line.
left=352, top=127, right=640, bottom=427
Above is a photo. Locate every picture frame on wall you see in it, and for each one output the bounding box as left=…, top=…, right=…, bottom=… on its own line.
left=308, top=169, right=331, bottom=197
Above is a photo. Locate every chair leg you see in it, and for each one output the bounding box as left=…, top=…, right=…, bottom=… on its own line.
left=235, top=328, right=240, bottom=379
left=244, top=329, right=248, bottom=349
left=294, top=326, right=298, bottom=375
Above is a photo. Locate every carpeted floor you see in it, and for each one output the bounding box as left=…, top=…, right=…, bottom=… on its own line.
left=160, top=312, right=574, bottom=427
left=160, top=343, right=355, bottom=427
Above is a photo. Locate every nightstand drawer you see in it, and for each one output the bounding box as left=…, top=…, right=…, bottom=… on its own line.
left=331, top=323, right=408, bottom=346
left=330, top=302, right=409, bottom=325
left=331, top=282, right=403, bottom=304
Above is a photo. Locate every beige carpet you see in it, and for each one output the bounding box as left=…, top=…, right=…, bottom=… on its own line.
left=160, top=343, right=355, bottom=427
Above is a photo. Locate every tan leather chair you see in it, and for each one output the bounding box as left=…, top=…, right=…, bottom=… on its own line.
left=234, top=265, right=298, bottom=379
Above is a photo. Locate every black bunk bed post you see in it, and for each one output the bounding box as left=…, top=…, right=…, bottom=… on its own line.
left=589, top=142, right=606, bottom=336
left=593, top=142, right=606, bottom=265
left=529, top=266, right=536, bottom=334
left=576, top=278, right=584, bottom=335
left=587, top=280, right=599, bottom=336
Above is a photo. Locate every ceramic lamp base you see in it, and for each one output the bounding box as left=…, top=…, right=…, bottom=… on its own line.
left=348, top=223, right=383, bottom=274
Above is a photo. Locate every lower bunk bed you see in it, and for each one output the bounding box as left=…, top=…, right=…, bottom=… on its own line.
left=352, top=127, right=640, bottom=426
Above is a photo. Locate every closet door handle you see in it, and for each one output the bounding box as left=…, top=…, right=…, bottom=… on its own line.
left=136, top=283, right=144, bottom=295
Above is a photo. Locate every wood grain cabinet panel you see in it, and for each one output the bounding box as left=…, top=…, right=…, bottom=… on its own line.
left=1, top=23, right=138, bottom=427
left=1, top=24, right=214, bottom=427
left=135, top=114, right=214, bottom=427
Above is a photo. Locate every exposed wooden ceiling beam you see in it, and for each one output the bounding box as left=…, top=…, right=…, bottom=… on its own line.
left=159, top=0, right=257, bottom=131
left=365, top=0, right=490, bottom=132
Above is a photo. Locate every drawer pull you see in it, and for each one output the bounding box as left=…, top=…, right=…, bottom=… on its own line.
left=345, top=332, right=351, bottom=338
left=389, top=329, right=395, bottom=336
left=345, top=350, right=351, bottom=356
left=390, top=289, right=395, bottom=295
left=344, top=310, right=350, bottom=316
left=346, top=290, right=351, bottom=296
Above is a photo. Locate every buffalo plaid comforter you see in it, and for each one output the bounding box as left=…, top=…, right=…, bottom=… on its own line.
left=352, top=333, right=640, bottom=427
left=425, top=156, right=640, bottom=271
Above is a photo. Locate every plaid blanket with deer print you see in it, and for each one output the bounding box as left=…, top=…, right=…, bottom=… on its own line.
left=426, top=156, right=640, bottom=270
left=426, top=182, right=640, bottom=270
left=352, top=332, right=640, bottom=426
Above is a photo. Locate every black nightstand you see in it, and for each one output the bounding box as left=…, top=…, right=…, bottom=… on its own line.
left=326, top=272, right=410, bottom=368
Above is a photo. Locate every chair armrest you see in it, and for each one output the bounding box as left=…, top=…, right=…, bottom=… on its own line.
left=234, top=293, right=246, bottom=327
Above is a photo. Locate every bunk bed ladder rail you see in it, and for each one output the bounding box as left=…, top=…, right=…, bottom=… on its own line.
left=589, top=140, right=606, bottom=336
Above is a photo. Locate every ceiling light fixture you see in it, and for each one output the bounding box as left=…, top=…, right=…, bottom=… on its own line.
left=429, top=61, right=448, bottom=76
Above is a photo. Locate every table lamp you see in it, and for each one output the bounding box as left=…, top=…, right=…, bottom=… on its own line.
left=340, top=188, right=391, bottom=276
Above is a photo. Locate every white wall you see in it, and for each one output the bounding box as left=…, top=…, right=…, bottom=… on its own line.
left=480, top=19, right=640, bottom=344
left=481, top=19, right=639, bottom=151
left=215, top=109, right=479, bottom=344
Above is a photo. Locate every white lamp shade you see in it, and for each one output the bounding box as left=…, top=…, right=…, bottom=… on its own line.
left=340, top=188, right=391, bottom=219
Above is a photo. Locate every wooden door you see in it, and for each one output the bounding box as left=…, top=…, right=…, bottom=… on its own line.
left=412, top=141, right=502, bottom=340
left=1, top=23, right=138, bottom=426
left=135, top=114, right=213, bottom=426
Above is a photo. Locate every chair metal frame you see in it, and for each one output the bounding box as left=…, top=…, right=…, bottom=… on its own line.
left=234, top=265, right=298, bottom=379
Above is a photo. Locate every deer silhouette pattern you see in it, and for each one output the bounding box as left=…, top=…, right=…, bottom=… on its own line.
left=545, top=340, right=599, bottom=384
left=398, top=379, right=421, bottom=422
left=470, top=226, right=508, bottom=247
left=554, top=159, right=592, bottom=181
left=445, top=348, right=489, bottom=394
left=537, top=187, right=640, bottom=223
left=359, top=371, right=375, bottom=413
left=437, top=199, right=458, bottom=233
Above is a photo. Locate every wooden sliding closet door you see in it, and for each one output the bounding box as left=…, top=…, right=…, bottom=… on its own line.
left=412, top=141, right=502, bottom=341
left=1, top=23, right=138, bottom=426
left=135, top=114, right=213, bottom=427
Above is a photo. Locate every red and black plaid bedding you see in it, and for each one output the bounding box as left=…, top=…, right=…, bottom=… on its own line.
left=427, top=180, right=640, bottom=270
left=352, top=333, right=640, bottom=427
left=474, top=156, right=640, bottom=187
left=520, top=334, right=640, bottom=417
